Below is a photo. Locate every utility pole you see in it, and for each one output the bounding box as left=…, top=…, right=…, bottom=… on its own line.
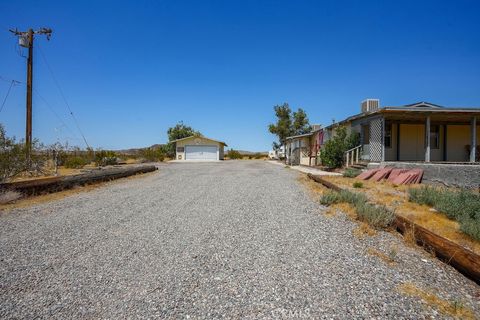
left=9, top=27, right=52, bottom=158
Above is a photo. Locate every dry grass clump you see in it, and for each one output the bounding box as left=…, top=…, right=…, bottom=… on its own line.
left=353, top=222, right=377, bottom=238
left=366, top=246, right=397, bottom=265
left=398, top=282, right=475, bottom=319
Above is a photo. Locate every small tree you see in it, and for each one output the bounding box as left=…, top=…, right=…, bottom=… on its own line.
left=319, top=126, right=360, bottom=168
left=165, top=121, right=201, bottom=158
left=268, top=103, right=294, bottom=147
left=268, top=103, right=311, bottom=152
left=292, top=108, right=312, bottom=135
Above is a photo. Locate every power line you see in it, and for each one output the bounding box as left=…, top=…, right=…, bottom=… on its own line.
left=0, top=79, right=19, bottom=114
left=37, top=44, right=91, bottom=149
left=32, top=88, right=81, bottom=141
left=0, top=75, right=79, bottom=143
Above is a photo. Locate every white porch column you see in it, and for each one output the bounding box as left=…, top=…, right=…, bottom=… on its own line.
left=471, top=117, right=477, bottom=163
left=425, top=116, right=431, bottom=162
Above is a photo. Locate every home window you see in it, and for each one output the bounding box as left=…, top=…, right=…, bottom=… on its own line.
left=384, top=123, right=392, bottom=148
left=430, top=125, right=439, bottom=149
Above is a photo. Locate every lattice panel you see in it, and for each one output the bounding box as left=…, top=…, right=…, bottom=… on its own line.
left=369, top=118, right=383, bottom=162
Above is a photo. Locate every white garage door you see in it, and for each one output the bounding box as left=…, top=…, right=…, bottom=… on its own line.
left=185, top=145, right=218, bottom=160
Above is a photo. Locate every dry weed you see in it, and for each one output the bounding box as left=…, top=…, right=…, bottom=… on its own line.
left=353, top=222, right=377, bottom=238
left=366, top=247, right=396, bottom=265
left=398, top=282, right=475, bottom=319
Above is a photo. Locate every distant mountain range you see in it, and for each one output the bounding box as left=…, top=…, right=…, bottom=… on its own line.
left=114, top=144, right=165, bottom=155
left=236, top=150, right=268, bottom=155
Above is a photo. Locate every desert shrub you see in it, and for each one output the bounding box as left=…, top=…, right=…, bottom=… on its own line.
left=227, top=149, right=242, bottom=160
left=343, top=168, right=361, bottom=178
left=319, top=126, right=360, bottom=168
left=253, top=153, right=264, bottom=159
left=338, top=189, right=367, bottom=205
left=356, top=202, right=395, bottom=228
left=459, top=218, right=480, bottom=241
left=409, top=186, right=480, bottom=221
left=320, top=188, right=393, bottom=229
left=353, top=181, right=363, bottom=188
left=320, top=191, right=341, bottom=205
left=139, top=148, right=165, bottom=162
left=64, top=156, right=88, bottom=169
left=95, top=150, right=117, bottom=166
left=0, top=124, right=47, bottom=182
left=408, top=186, right=438, bottom=207
left=435, top=189, right=480, bottom=221
left=408, top=186, right=480, bottom=240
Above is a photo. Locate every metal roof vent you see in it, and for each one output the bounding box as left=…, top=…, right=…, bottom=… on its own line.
left=361, top=99, right=380, bottom=113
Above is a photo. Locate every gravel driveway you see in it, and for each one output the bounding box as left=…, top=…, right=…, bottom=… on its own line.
left=1, top=161, right=479, bottom=319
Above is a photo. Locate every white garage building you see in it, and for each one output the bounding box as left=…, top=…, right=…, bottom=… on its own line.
left=173, top=136, right=227, bottom=161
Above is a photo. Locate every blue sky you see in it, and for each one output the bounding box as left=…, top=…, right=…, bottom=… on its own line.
left=1, top=0, right=479, bottom=151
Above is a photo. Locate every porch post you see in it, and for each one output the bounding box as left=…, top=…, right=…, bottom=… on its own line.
left=443, top=124, right=447, bottom=161
left=471, top=117, right=477, bottom=163
left=381, top=118, right=385, bottom=162
left=425, top=116, right=431, bottom=162
left=396, top=123, right=400, bottom=161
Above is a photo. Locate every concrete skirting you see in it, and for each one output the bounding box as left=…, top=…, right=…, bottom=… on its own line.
left=376, top=162, right=480, bottom=189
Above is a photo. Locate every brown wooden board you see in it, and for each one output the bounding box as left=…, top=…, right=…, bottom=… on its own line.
left=394, top=215, right=480, bottom=283
left=0, top=165, right=158, bottom=196
left=306, top=173, right=343, bottom=192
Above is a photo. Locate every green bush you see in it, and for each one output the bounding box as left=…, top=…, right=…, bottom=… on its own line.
left=227, top=149, right=242, bottom=160
left=64, top=156, right=88, bottom=169
left=95, top=150, right=117, bottom=166
left=408, top=186, right=438, bottom=207
left=320, top=188, right=393, bottom=229
left=459, top=218, right=480, bottom=241
left=320, top=191, right=341, bottom=205
left=408, top=186, right=480, bottom=240
left=338, top=189, right=367, bottom=205
left=319, top=126, right=360, bottom=168
left=353, top=181, right=363, bottom=188
left=343, top=168, right=361, bottom=178
left=356, top=202, right=395, bottom=228
left=139, top=148, right=165, bottom=162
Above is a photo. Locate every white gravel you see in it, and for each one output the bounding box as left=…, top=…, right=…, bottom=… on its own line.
left=1, top=161, right=479, bottom=319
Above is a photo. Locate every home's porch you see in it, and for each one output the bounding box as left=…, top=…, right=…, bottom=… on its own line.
left=354, top=112, right=479, bottom=164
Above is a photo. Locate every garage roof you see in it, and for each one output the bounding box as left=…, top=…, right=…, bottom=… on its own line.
left=170, top=135, right=228, bottom=146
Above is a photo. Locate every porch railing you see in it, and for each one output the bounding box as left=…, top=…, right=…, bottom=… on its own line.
left=344, top=145, right=362, bottom=168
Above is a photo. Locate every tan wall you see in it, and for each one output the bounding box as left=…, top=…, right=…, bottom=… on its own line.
left=399, top=124, right=425, bottom=161
left=392, top=124, right=478, bottom=162
left=175, top=137, right=224, bottom=160
left=446, top=125, right=480, bottom=162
